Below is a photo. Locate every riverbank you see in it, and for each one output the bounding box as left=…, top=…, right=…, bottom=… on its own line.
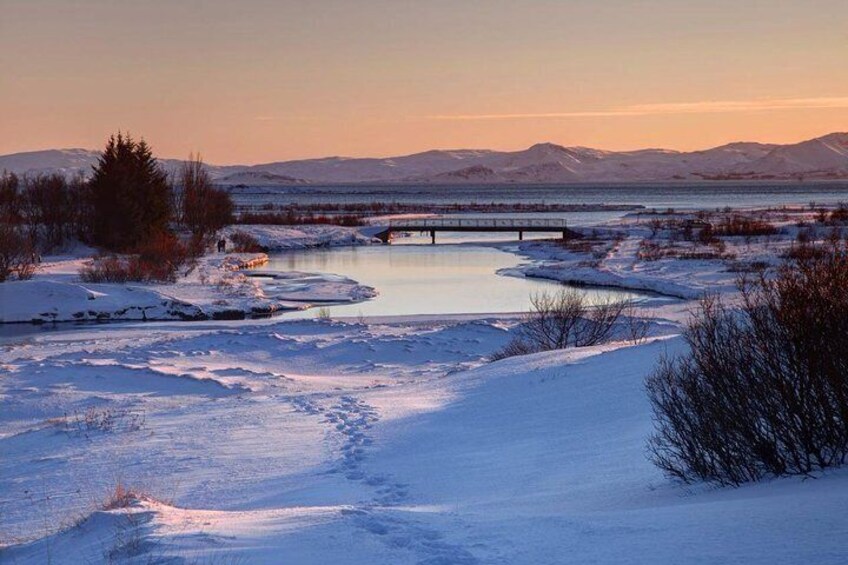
left=499, top=206, right=829, bottom=300
left=0, top=224, right=380, bottom=324
left=5, top=205, right=848, bottom=562
left=4, top=206, right=832, bottom=324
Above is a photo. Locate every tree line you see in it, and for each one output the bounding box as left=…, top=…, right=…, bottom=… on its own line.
left=0, top=133, right=234, bottom=282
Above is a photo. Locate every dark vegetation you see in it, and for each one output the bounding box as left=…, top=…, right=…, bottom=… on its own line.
left=79, top=232, right=192, bottom=284
left=230, top=202, right=643, bottom=226
left=1, top=133, right=235, bottom=283
left=175, top=155, right=234, bottom=247
left=89, top=134, right=172, bottom=251
left=228, top=230, right=264, bottom=253
left=238, top=201, right=641, bottom=216
left=492, top=288, right=628, bottom=360
left=236, top=211, right=364, bottom=227
left=647, top=238, right=848, bottom=485
left=0, top=222, right=37, bottom=282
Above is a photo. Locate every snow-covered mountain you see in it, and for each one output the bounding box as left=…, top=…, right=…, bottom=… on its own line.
left=0, top=148, right=101, bottom=177
left=3, top=133, right=847, bottom=184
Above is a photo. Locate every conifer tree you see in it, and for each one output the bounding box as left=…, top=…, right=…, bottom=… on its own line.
left=89, top=133, right=172, bottom=250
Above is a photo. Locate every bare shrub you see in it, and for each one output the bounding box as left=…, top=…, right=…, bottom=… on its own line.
left=712, top=215, right=778, bottom=237
left=726, top=260, right=769, bottom=273
left=61, top=406, right=146, bottom=438
left=637, top=240, right=666, bottom=261
left=0, top=172, right=21, bottom=220
left=135, top=231, right=191, bottom=280
left=102, top=482, right=142, bottom=511
left=0, top=223, right=38, bottom=282
left=624, top=301, right=653, bottom=345
left=79, top=255, right=133, bottom=283
left=493, top=288, right=626, bottom=360
left=229, top=230, right=264, bottom=252
left=647, top=240, right=848, bottom=485
left=236, top=211, right=364, bottom=226
left=677, top=250, right=726, bottom=260
left=177, top=154, right=234, bottom=244
left=315, top=306, right=332, bottom=320
left=20, top=174, right=76, bottom=250
left=79, top=232, right=191, bottom=283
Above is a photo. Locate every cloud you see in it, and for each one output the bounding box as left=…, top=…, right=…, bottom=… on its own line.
left=425, top=96, right=848, bottom=121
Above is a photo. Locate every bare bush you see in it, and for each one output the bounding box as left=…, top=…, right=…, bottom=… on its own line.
left=79, top=232, right=191, bottom=283
left=0, top=223, right=38, bottom=282
left=19, top=174, right=76, bottom=250
left=236, top=211, right=363, bottom=226
left=712, top=214, right=778, bottom=237
left=61, top=406, right=146, bottom=438
left=647, top=239, right=848, bottom=485
left=0, top=172, right=20, bottom=220
left=624, top=301, right=653, bottom=345
left=229, top=230, right=264, bottom=252
left=493, top=288, right=626, bottom=360
left=102, top=482, right=143, bottom=511
left=177, top=154, right=234, bottom=244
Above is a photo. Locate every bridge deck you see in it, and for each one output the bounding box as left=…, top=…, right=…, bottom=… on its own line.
left=376, top=217, right=570, bottom=243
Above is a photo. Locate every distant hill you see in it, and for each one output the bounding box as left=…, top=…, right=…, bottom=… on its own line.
left=3, top=133, right=847, bottom=184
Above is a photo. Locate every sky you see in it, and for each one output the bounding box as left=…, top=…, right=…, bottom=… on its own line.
left=1, top=0, right=847, bottom=164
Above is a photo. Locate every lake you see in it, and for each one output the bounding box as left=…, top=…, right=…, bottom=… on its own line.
left=231, top=181, right=848, bottom=210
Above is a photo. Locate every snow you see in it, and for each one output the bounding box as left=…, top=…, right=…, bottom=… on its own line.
left=3, top=207, right=848, bottom=562
left=3, top=318, right=847, bottom=563
left=497, top=208, right=812, bottom=300
left=0, top=279, right=204, bottom=323
left=0, top=234, right=376, bottom=323
left=222, top=224, right=378, bottom=251
left=6, top=132, right=848, bottom=183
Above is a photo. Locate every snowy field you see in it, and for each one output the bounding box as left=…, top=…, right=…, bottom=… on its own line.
left=3, top=207, right=848, bottom=563
left=3, top=315, right=847, bottom=564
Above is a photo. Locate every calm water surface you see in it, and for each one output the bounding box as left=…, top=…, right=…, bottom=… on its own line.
left=233, top=181, right=848, bottom=210
left=268, top=240, right=645, bottom=319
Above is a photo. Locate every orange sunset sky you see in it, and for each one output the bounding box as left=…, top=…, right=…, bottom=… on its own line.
left=2, top=0, right=847, bottom=164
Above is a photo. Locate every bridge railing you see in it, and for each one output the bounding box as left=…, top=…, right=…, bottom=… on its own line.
left=388, top=217, right=567, bottom=229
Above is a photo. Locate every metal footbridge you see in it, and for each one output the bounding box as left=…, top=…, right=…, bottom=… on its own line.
left=375, top=217, right=571, bottom=244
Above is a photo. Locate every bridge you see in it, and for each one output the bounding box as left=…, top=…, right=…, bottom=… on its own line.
left=374, top=217, right=572, bottom=244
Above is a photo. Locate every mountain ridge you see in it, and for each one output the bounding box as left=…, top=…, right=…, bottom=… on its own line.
left=2, top=132, right=847, bottom=184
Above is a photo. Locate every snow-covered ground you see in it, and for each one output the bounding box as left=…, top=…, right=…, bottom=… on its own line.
left=0, top=225, right=378, bottom=324
left=222, top=224, right=378, bottom=251
left=2, top=313, right=846, bottom=564
left=501, top=207, right=816, bottom=299
left=3, top=208, right=848, bottom=563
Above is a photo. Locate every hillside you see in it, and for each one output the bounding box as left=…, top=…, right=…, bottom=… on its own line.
left=3, top=133, right=847, bottom=184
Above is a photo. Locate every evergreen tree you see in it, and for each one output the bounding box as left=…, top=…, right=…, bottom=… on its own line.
left=89, top=133, right=172, bottom=250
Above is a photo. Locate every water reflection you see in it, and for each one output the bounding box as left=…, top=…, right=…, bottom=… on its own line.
left=267, top=243, right=644, bottom=319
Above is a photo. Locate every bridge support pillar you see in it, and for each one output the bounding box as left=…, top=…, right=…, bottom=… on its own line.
left=562, top=230, right=567, bottom=240
left=430, top=230, right=436, bottom=244
left=519, top=231, right=523, bottom=241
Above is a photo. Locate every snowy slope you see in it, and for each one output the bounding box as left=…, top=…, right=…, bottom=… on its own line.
left=732, top=132, right=848, bottom=176
left=0, top=149, right=228, bottom=179
left=0, top=148, right=101, bottom=177
left=4, top=133, right=847, bottom=183
left=4, top=324, right=847, bottom=564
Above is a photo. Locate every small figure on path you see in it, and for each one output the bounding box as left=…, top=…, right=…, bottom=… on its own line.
left=217, top=238, right=226, bottom=253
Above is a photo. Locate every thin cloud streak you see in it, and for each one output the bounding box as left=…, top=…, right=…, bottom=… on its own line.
left=425, top=96, right=848, bottom=121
